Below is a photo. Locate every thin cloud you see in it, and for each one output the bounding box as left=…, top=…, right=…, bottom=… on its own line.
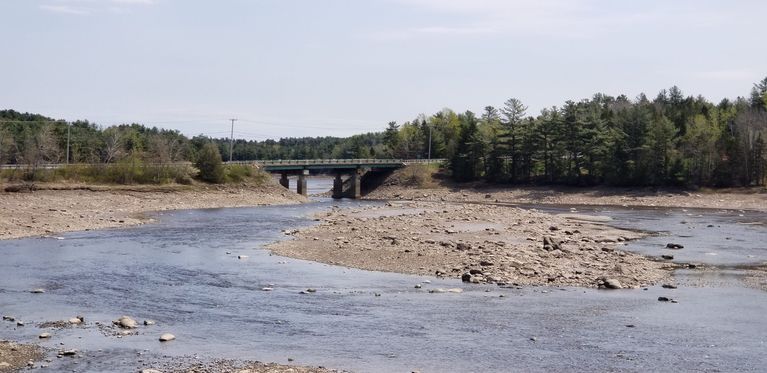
left=39, top=4, right=91, bottom=15
left=371, top=0, right=732, bottom=41
left=38, top=0, right=154, bottom=15
left=693, top=69, right=759, bottom=81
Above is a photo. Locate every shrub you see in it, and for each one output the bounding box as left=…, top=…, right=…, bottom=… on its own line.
left=196, top=143, right=225, bottom=183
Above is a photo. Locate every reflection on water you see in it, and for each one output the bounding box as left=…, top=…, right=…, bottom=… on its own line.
left=0, top=201, right=766, bottom=372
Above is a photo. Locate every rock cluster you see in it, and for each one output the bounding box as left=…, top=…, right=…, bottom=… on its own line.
left=268, top=201, right=673, bottom=289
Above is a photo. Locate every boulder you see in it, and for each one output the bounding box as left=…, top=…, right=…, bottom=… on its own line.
left=114, top=316, right=137, bottom=329
left=603, top=278, right=623, bottom=289
left=159, top=333, right=175, bottom=342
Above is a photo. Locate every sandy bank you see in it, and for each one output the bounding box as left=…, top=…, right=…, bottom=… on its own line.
left=269, top=201, right=674, bottom=289
left=0, top=182, right=305, bottom=240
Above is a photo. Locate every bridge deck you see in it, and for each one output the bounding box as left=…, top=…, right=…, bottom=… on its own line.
left=232, top=159, right=412, bottom=172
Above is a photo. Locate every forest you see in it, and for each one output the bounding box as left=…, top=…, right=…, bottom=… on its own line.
left=1, top=77, right=765, bottom=187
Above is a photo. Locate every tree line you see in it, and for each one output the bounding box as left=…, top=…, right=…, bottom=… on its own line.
left=382, top=78, right=767, bottom=187
left=1, top=77, right=766, bottom=187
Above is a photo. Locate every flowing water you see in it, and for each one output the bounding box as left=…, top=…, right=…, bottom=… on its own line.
left=1, top=186, right=766, bottom=372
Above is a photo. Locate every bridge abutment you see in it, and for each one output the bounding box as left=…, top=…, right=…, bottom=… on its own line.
left=279, top=173, right=289, bottom=189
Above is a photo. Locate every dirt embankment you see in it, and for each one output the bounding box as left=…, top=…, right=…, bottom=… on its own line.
left=0, top=181, right=305, bottom=241
left=366, top=167, right=767, bottom=211
left=269, top=201, right=675, bottom=289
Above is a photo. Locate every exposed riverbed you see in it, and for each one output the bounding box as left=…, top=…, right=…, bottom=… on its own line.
left=1, top=193, right=766, bottom=372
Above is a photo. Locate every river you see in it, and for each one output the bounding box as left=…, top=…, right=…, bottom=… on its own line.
left=1, top=180, right=766, bottom=372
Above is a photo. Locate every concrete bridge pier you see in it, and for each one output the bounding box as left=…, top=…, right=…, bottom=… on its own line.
left=332, top=173, right=344, bottom=199
left=279, top=173, right=289, bottom=189
left=297, top=169, right=309, bottom=196
left=350, top=168, right=362, bottom=199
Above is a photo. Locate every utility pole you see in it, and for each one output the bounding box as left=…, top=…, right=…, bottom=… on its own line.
left=228, top=118, right=237, bottom=162
left=66, top=122, right=71, bottom=164
left=427, top=125, right=432, bottom=160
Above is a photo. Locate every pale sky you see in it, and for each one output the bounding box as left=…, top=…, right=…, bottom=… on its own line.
left=1, top=0, right=765, bottom=139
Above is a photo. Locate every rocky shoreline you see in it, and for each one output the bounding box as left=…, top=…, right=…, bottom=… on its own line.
left=0, top=182, right=306, bottom=241
left=269, top=201, right=676, bottom=289
left=365, top=181, right=767, bottom=212
left=0, top=314, right=340, bottom=373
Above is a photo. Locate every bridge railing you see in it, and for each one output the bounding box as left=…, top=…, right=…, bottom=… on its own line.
left=402, top=158, right=447, bottom=164
left=229, top=159, right=407, bottom=166
left=1, top=158, right=446, bottom=170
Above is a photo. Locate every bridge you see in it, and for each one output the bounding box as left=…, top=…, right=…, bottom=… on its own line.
left=232, top=159, right=444, bottom=198
left=1, top=158, right=445, bottom=199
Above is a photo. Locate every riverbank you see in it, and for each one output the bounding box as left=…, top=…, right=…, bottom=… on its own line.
left=366, top=184, right=767, bottom=211
left=268, top=201, right=675, bottom=289
left=365, top=167, right=767, bottom=211
left=0, top=341, right=42, bottom=371
left=0, top=182, right=305, bottom=240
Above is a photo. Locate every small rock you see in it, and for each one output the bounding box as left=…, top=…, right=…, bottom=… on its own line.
left=159, top=333, right=175, bottom=342
left=69, top=318, right=83, bottom=325
left=461, top=273, right=472, bottom=282
left=414, top=284, right=422, bottom=289
left=666, top=243, right=684, bottom=249
left=143, top=320, right=156, bottom=326
left=141, top=369, right=163, bottom=373
left=39, top=333, right=52, bottom=339
left=237, top=255, right=249, bottom=259
left=661, top=255, right=674, bottom=260
left=60, top=349, right=77, bottom=356
left=658, top=296, right=671, bottom=302
left=446, top=288, right=463, bottom=293
left=305, top=288, right=317, bottom=293
left=661, top=284, right=678, bottom=289
left=2, top=316, right=15, bottom=322
left=31, top=289, right=46, bottom=294
left=17, top=321, right=25, bottom=326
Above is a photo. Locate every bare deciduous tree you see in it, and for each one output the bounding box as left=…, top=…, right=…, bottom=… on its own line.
left=102, top=127, right=125, bottom=163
